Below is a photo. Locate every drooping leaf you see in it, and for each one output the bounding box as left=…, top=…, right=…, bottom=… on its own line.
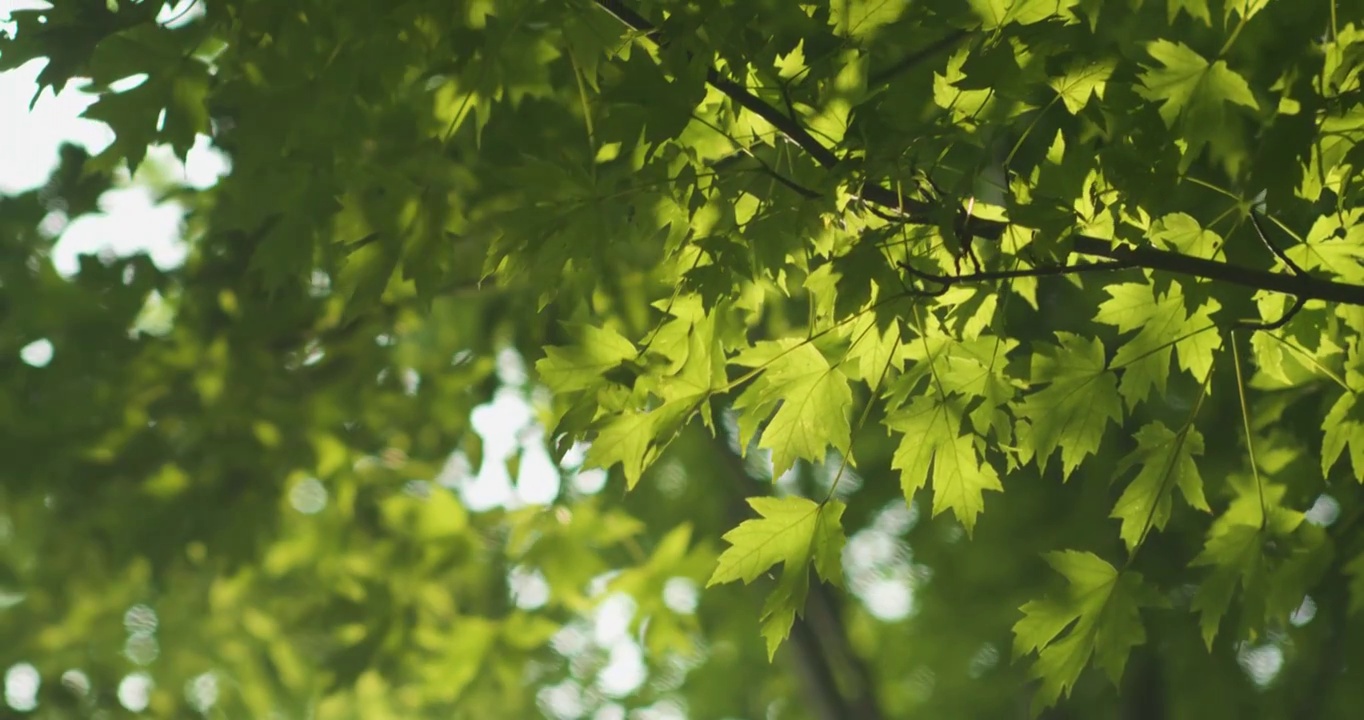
left=888, top=396, right=1002, bottom=534
left=1094, top=281, right=1221, bottom=407
left=1189, top=475, right=1327, bottom=647
left=844, top=313, right=905, bottom=392
left=1015, top=334, right=1123, bottom=478
left=536, top=324, right=638, bottom=393
left=731, top=340, right=854, bottom=478
left=1013, top=551, right=1164, bottom=712
left=709, top=496, right=847, bottom=658
left=1168, top=0, right=1212, bottom=24
left=584, top=399, right=693, bottom=488
left=1324, top=389, right=1364, bottom=481
left=969, top=0, right=1082, bottom=28
left=1136, top=40, right=1259, bottom=163
left=1049, top=59, right=1115, bottom=114
left=1110, top=422, right=1209, bottom=551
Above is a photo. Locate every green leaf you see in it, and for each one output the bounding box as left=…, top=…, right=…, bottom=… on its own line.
left=1189, top=475, right=1315, bottom=647
left=536, top=325, right=638, bottom=393
left=334, top=235, right=401, bottom=318
left=162, top=62, right=213, bottom=160
left=1322, top=390, right=1364, bottom=481
left=650, top=308, right=726, bottom=427
left=1136, top=40, right=1259, bottom=163
left=830, top=0, right=910, bottom=38
left=1094, top=281, right=1221, bottom=407
left=1285, top=219, right=1364, bottom=283
left=844, top=313, right=904, bottom=392
left=895, top=333, right=1019, bottom=402
left=732, top=341, right=853, bottom=478
left=1151, top=213, right=1224, bottom=260
left=1013, top=551, right=1163, bottom=712
left=1168, top=0, right=1212, bottom=24
left=1015, top=334, right=1122, bottom=478
left=709, top=496, right=847, bottom=659
left=81, top=80, right=162, bottom=172
left=1225, top=0, right=1272, bottom=22
left=889, top=396, right=1002, bottom=534
left=583, top=400, right=688, bottom=488
left=969, top=0, right=1081, bottom=28
left=1110, top=422, right=1208, bottom=551
left=1049, top=59, right=1115, bottom=114
left=775, top=40, right=807, bottom=80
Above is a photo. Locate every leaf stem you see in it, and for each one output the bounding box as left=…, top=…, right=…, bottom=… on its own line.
left=1230, top=332, right=1269, bottom=528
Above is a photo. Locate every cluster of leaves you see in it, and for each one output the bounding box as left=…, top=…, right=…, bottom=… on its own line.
left=7, top=0, right=1364, bottom=717
left=525, top=0, right=1364, bottom=709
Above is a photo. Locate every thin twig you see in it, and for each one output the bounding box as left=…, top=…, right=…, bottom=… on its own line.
left=1249, top=208, right=1307, bottom=276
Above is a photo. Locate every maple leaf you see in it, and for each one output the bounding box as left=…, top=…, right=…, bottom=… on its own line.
left=583, top=399, right=693, bottom=489
left=1094, top=281, right=1221, bottom=407
left=1110, top=422, right=1209, bottom=551
left=844, top=313, right=904, bottom=392
left=969, top=0, right=1081, bottom=28
left=1013, top=551, right=1163, bottom=712
left=1049, top=59, right=1115, bottom=114
left=1151, top=213, right=1224, bottom=260
left=895, top=333, right=1019, bottom=401
left=1015, top=334, right=1122, bottom=478
left=583, top=311, right=726, bottom=486
left=1167, top=0, right=1212, bottom=24
left=731, top=341, right=853, bottom=478
left=1284, top=218, right=1364, bottom=283
left=1136, top=40, right=1259, bottom=164
left=1224, top=0, right=1271, bottom=22
left=81, top=81, right=162, bottom=173
left=651, top=310, right=726, bottom=425
left=1323, top=390, right=1364, bottom=481
left=1190, top=476, right=1324, bottom=647
left=708, top=496, right=847, bottom=659
left=888, top=396, right=1002, bottom=534
left=830, top=0, right=910, bottom=38
left=536, top=324, right=638, bottom=393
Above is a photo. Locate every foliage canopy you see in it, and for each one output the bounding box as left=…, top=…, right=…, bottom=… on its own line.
left=7, top=0, right=1364, bottom=717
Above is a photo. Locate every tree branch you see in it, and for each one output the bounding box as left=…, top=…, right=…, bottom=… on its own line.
left=899, top=257, right=1134, bottom=288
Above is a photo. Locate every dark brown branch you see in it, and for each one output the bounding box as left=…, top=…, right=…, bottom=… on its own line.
left=1067, top=236, right=1364, bottom=304
left=899, top=258, right=1134, bottom=288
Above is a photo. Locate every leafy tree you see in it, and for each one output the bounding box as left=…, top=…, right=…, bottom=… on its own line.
left=7, top=0, right=1364, bottom=717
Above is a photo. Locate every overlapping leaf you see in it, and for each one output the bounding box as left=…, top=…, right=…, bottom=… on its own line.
left=1190, top=476, right=1328, bottom=647
left=708, top=496, right=847, bottom=658
left=1013, top=552, right=1164, bottom=712
left=1110, top=422, right=1209, bottom=551
left=1136, top=40, right=1259, bottom=164
left=1094, top=281, right=1221, bottom=407
left=1015, top=334, right=1122, bottom=478
left=731, top=340, right=853, bottom=478
left=888, top=396, right=1002, bottom=533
